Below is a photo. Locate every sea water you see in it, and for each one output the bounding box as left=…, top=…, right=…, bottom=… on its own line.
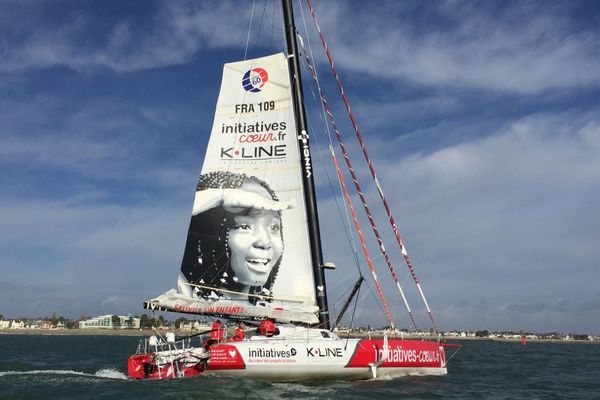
left=1, top=334, right=598, bottom=399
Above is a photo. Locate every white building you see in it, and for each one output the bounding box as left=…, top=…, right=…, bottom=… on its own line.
left=79, top=315, right=141, bottom=329
left=11, top=320, right=25, bottom=329
left=179, top=321, right=212, bottom=331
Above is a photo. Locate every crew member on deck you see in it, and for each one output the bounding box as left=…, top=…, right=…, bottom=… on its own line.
left=231, top=322, right=246, bottom=342
left=203, top=320, right=224, bottom=350
left=203, top=320, right=224, bottom=349
left=259, top=319, right=276, bottom=337
left=211, top=320, right=224, bottom=342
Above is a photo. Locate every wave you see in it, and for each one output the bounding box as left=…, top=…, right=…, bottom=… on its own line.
left=95, top=368, right=128, bottom=379
left=0, top=368, right=128, bottom=380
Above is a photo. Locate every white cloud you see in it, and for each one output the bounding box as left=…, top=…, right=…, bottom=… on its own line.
left=310, top=1, right=600, bottom=93
left=0, top=194, right=191, bottom=317
left=316, top=109, right=600, bottom=332
left=101, top=296, right=123, bottom=307
left=5, top=0, right=597, bottom=94
left=0, top=1, right=256, bottom=73
left=0, top=93, right=204, bottom=193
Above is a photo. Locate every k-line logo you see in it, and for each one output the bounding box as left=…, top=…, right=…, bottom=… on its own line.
left=306, top=347, right=343, bottom=358
left=242, top=68, right=268, bottom=93
left=220, top=144, right=286, bottom=160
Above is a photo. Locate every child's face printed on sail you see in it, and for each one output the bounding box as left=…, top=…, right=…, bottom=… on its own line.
left=227, top=182, right=283, bottom=286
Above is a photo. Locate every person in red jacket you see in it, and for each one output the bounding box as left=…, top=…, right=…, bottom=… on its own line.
left=203, top=320, right=224, bottom=349
left=259, top=319, right=276, bottom=337
left=231, top=322, right=246, bottom=342
left=211, top=320, right=224, bottom=342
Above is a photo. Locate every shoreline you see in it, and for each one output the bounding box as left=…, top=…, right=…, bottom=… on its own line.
left=1, top=328, right=598, bottom=344
left=0, top=328, right=151, bottom=336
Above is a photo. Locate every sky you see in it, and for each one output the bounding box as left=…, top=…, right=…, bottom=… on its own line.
left=1, top=0, right=599, bottom=335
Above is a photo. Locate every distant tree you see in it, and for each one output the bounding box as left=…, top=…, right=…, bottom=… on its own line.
left=138, top=314, right=173, bottom=329
left=175, top=317, right=189, bottom=329
left=475, top=330, right=489, bottom=337
left=140, top=314, right=154, bottom=329
left=573, top=334, right=590, bottom=341
left=0, top=314, right=4, bottom=320
left=127, top=316, right=134, bottom=329
left=111, top=315, right=121, bottom=329
left=51, top=312, right=58, bottom=326
left=66, top=320, right=78, bottom=329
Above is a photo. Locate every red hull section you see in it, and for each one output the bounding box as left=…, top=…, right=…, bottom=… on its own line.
left=127, top=353, right=205, bottom=379
left=206, top=344, right=246, bottom=370
left=345, top=339, right=445, bottom=369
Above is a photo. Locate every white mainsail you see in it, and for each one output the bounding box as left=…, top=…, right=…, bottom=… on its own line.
left=147, top=53, right=318, bottom=324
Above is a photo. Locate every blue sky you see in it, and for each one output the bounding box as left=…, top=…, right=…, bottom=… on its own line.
left=1, top=0, right=599, bottom=334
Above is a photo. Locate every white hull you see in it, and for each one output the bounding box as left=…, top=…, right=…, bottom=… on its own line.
left=205, top=326, right=448, bottom=382
left=211, top=365, right=447, bottom=382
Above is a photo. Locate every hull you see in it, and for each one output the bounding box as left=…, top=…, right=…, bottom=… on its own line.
left=127, top=327, right=453, bottom=381
left=207, top=337, right=447, bottom=381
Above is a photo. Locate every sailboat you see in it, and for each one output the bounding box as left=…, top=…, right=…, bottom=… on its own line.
left=127, top=0, right=459, bottom=381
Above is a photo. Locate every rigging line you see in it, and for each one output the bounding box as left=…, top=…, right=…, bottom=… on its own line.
left=297, top=2, right=362, bottom=275
left=187, top=56, right=261, bottom=232
left=330, top=144, right=395, bottom=329
left=252, top=0, right=269, bottom=53
left=278, top=1, right=288, bottom=57
left=331, top=275, right=357, bottom=305
left=356, top=272, right=391, bottom=328
left=328, top=274, right=359, bottom=322
left=302, top=79, right=355, bottom=250
left=323, top=264, right=357, bottom=298
left=243, top=0, right=257, bottom=60
left=269, top=0, right=276, bottom=48
left=320, top=270, right=357, bottom=322
left=298, top=31, right=418, bottom=332
left=305, top=0, right=438, bottom=335
left=297, top=2, right=415, bottom=329
left=342, top=282, right=362, bottom=349
left=348, top=283, right=360, bottom=331
left=302, top=66, right=362, bottom=275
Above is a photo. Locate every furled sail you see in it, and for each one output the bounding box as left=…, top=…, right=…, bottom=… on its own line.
left=145, top=53, right=318, bottom=324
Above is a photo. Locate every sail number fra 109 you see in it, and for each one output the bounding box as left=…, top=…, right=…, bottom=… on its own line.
left=235, top=101, right=276, bottom=113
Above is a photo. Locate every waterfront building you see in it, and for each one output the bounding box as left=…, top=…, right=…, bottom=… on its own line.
left=78, top=315, right=141, bottom=329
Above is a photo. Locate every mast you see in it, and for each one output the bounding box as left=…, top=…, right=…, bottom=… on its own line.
left=282, top=0, right=330, bottom=329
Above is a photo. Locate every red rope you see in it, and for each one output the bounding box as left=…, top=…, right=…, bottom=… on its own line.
left=299, top=42, right=417, bottom=331
left=306, top=0, right=439, bottom=335
left=331, top=149, right=395, bottom=328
